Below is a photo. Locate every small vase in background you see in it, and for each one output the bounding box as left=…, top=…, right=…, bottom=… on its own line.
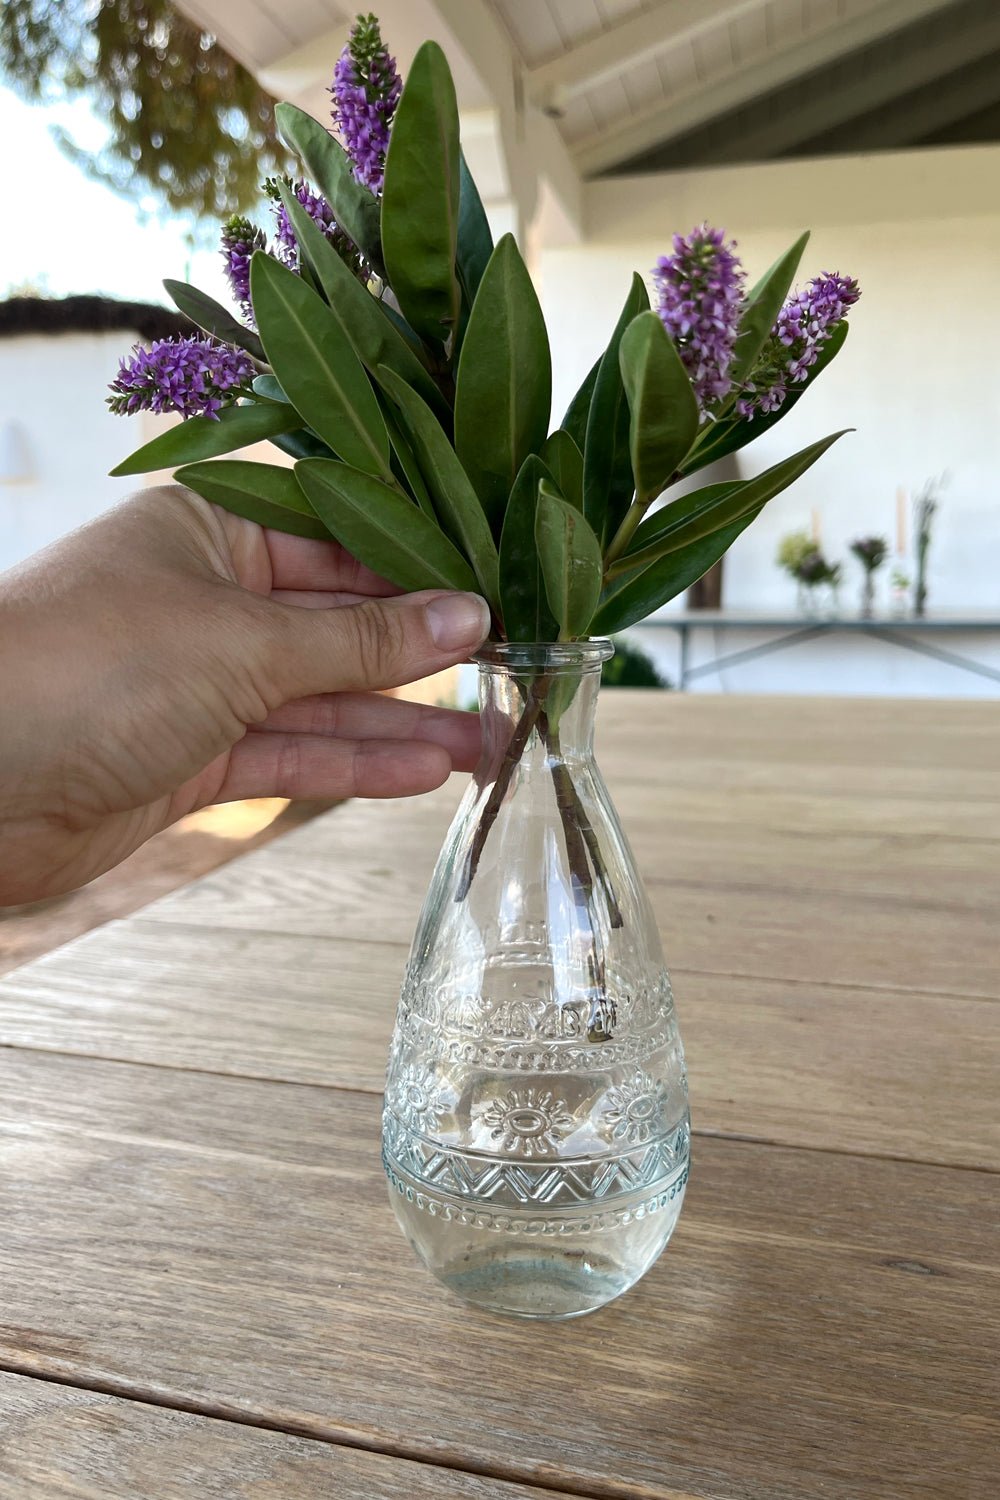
left=849, top=535, right=888, bottom=619
left=890, top=566, right=911, bottom=617
left=912, top=475, right=947, bottom=618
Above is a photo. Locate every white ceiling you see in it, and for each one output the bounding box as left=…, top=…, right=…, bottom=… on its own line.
left=175, top=0, right=987, bottom=178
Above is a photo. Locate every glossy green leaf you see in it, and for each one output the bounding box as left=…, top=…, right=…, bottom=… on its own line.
left=727, top=231, right=810, bottom=392
left=174, top=460, right=328, bottom=539
left=456, top=149, right=494, bottom=310
left=541, top=429, right=584, bottom=510
left=275, top=180, right=447, bottom=420
left=380, top=41, right=461, bottom=345
left=376, top=365, right=499, bottom=607
left=252, top=375, right=335, bottom=459
left=250, top=251, right=391, bottom=480
left=454, top=234, right=552, bottom=534
left=295, top=459, right=478, bottom=593
left=583, top=272, right=649, bottom=546
left=163, top=279, right=266, bottom=363
left=376, top=391, right=436, bottom=518
left=535, top=482, right=604, bottom=639
left=499, top=454, right=558, bottom=643
left=274, top=102, right=383, bottom=274
left=618, top=430, right=848, bottom=575
left=562, top=355, right=601, bottom=452
left=619, top=310, right=699, bottom=505
left=593, top=505, right=766, bottom=635
left=110, top=402, right=298, bottom=477
left=682, top=323, right=850, bottom=477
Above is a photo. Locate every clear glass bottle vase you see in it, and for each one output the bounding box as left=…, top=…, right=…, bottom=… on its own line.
left=382, top=641, right=690, bottom=1319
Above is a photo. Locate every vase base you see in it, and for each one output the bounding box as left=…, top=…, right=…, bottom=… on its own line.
left=389, top=1174, right=687, bottom=1319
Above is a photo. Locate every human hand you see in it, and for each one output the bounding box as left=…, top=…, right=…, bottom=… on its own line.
left=0, top=485, right=489, bottom=904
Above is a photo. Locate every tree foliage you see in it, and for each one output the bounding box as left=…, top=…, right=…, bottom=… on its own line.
left=0, top=0, right=290, bottom=220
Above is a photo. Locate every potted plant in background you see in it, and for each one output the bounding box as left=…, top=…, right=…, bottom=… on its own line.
left=849, top=534, right=889, bottom=617
left=777, top=530, right=844, bottom=617
left=108, top=12, right=860, bottom=1318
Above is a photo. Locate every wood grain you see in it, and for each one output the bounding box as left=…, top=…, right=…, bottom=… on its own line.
left=0, top=1373, right=571, bottom=1500
left=1, top=922, right=997, bottom=1168
left=130, top=793, right=1000, bottom=999
left=0, top=1048, right=996, bottom=1500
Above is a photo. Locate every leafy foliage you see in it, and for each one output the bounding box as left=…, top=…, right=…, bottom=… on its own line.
left=109, top=28, right=857, bottom=647
left=0, top=0, right=289, bottom=219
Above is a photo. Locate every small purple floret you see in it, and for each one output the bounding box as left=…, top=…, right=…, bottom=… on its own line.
left=331, top=12, right=401, bottom=194
left=107, top=336, right=255, bottom=420
left=267, top=178, right=364, bottom=279
left=221, top=214, right=266, bottom=321
left=738, top=271, right=860, bottom=418
left=653, top=224, right=746, bottom=412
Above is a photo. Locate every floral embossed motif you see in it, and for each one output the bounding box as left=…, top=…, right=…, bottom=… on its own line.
left=481, top=1089, right=574, bottom=1156
left=601, top=1071, right=666, bottom=1144
left=393, top=1064, right=448, bottom=1130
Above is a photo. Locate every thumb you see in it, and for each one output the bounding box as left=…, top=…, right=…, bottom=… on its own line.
left=256, top=588, right=492, bottom=701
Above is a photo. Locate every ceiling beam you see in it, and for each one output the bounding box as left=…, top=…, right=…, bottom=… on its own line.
left=702, top=6, right=1000, bottom=161
left=527, top=0, right=763, bottom=109
left=572, top=0, right=962, bottom=175
left=839, top=52, right=1000, bottom=152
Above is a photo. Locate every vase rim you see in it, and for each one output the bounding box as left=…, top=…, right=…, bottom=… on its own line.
left=474, top=639, right=614, bottom=671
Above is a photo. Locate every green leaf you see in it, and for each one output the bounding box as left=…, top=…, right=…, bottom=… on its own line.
left=274, top=102, right=383, bottom=274
left=682, top=323, right=850, bottom=477
left=380, top=41, right=461, bottom=345
left=619, top=311, right=699, bottom=505
left=174, top=460, right=329, bottom=539
left=375, top=391, right=436, bottom=518
left=275, top=179, right=448, bottom=421
left=454, top=233, right=552, bottom=534
left=535, top=483, right=604, bottom=639
left=562, top=355, right=601, bottom=452
left=376, top=365, right=499, bottom=608
left=620, top=435, right=851, bottom=579
left=252, top=375, right=335, bottom=459
left=163, top=279, right=266, bottom=363
left=727, top=231, right=809, bottom=392
left=250, top=251, right=391, bottom=481
left=593, top=505, right=766, bottom=635
left=499, top=455, right=559, bottom=642
left=583, top=272, right=649, bottom=546
left=110, top=402, right=298, bottom=477
left=619, top=430, right=849, bottom=574
left=456, top=149, right=494, bottom=309
left=295, top=459, right=479, bottom=594
left=541, top=429, right=584, bottom=510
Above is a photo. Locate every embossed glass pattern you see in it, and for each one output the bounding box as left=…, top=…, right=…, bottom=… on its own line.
left=382, top=642, right=690, bottom=1318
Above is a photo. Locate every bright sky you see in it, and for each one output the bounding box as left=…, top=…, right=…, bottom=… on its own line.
left=0, top=85, right=232, bottom=308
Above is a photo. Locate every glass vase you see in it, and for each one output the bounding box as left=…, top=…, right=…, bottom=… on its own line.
left=382, top=641, right=690, bottom=1319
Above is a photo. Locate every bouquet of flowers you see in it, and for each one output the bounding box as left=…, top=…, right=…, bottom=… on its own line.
left=109, top=11, right=859, bottom=853
left=850, top=533, right=889, bottom=616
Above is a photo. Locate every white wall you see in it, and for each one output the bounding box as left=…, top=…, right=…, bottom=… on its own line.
left=537, top=144, right=1000, bottom=695
left=0, top=330, right=172, bottom=574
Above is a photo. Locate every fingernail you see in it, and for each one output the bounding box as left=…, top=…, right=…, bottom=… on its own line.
left=426, top=592, right=490, bottom=651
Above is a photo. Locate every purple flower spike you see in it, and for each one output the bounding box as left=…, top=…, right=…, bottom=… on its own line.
left=331, top=12, right=401, bottom=194
left=267, top=178, right=364, bottom=279
left=221, top=214, right=267, bottom=321
left=738, top=270, right=860, bottom=419
left=107, top=336, right=256, bottom=420
left=653, top=224, right=746, bottom=412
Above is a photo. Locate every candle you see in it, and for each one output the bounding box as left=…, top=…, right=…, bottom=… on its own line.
left=896, top=487, right=908, bottom=555
left=811, top=507, right=821, bottom=546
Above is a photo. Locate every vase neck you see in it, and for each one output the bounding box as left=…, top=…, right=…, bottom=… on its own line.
left=475, top=642, right=612, bottom=771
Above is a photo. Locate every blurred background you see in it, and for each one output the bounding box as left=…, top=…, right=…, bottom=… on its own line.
left=2, top=0, right=998, bottom=954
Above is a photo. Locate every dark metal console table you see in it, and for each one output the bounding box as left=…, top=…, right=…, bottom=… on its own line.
left=644, top=612, right=1000, bottom=690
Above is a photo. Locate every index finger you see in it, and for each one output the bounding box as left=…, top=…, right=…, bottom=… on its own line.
left=263, top=528, right=403, bottom=597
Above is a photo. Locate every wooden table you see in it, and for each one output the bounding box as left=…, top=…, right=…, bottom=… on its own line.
left=1, top=693, right=997, bottom=1499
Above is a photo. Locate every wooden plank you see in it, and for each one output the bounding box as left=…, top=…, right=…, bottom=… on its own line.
left=0, top=1049, right=995, bottom=1500
left=129, top=795, right=1000, bottom=1000
left=1, top=922, right=996, bottom=1167
left=0, top=1373, right=574, bottom=1500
